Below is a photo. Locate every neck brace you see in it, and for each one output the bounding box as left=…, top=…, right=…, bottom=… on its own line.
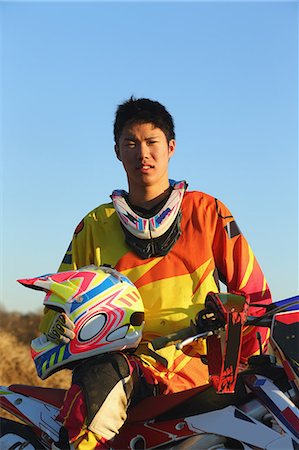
left=111, top=180, right=187, bottom=259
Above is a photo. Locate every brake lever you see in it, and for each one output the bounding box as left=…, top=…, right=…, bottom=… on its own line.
left=176, top=330, right=215, bottom=350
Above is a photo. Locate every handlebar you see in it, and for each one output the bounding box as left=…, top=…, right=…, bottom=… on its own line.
left=151, top=315, right=273, bottom=351
left=151, top=296, right=299, bottom=352
left=152, top=325, right=218, bottom=351
left=151, top=325, right=196, bottom=351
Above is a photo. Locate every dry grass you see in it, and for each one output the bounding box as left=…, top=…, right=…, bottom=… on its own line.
left=0, top=307, right=71, bottom=421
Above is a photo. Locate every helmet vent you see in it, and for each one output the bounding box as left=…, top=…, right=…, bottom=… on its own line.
left=107, top=325, right=129, bottom=342
left=130, top=312, right=145, bottom=326
left=78, top=314, right=107, bottom=342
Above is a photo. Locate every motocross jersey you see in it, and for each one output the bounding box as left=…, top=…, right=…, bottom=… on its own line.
left=59, top=188, right=272, bottom=393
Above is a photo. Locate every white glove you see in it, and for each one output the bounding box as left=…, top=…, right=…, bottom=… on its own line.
left=47, top=312, right=75, bottom=344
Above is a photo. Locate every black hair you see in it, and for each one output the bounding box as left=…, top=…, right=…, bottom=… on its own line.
left=114, top=96, right=175, bottom=144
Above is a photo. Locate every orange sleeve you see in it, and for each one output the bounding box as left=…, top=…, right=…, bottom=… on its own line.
left=211, top=199, right=272, bottom=363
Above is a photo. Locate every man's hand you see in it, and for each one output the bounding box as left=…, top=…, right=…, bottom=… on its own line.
left=39, top=309, right=75, bottom=345
left=47, top=313, right=75, bottom=344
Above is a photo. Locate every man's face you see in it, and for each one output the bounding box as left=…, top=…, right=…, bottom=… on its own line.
left=115, top=122, right=175, bottom=193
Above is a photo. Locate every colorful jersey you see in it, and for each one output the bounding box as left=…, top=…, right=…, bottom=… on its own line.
left=59, top=189, right=272, bottom=392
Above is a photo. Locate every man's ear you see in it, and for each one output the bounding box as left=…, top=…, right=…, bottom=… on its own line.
left=115, top=144, right=122, bottom=161
left=168, top=139, right=176, bottom=160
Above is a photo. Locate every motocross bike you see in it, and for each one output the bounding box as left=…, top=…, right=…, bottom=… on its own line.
left=0, top=294, right=298, bottom=450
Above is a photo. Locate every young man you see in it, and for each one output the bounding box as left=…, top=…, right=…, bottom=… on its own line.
left=45, top=97, right=272, bottom=449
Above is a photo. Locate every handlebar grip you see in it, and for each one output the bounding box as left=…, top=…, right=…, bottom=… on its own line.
left=152, top=326, right=196, bottom=350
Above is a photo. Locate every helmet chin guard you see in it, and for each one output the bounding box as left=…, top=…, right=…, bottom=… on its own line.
left=111, top=180, right=187, bottom=258
left=18, top=266, right=144, bottom=379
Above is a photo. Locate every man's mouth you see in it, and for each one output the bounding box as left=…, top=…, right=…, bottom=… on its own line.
left=139, top=165, right=154, bottom=171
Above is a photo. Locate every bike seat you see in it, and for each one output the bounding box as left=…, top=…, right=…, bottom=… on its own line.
left=9, top=384, right=66, bottom=409
left=127, top=377, right=249, bottom=422
left=127, top=383, right=213, bottom=422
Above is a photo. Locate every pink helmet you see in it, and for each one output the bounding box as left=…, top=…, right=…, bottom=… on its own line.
left=18, top=266, right=144, bottom=379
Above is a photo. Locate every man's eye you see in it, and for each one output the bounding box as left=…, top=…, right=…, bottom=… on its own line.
left=126, top=142, right=136, bottom=148
left=147, top=140, right=157, bottom=145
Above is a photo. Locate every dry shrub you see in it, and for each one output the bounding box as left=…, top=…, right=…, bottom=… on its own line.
left=0, top=309, right=72, bottom=422
left=0, top=307, right=42, bottom=344
left=0, top=306, right=71, bottom=386
left=0, top=331, right=71, bottom=388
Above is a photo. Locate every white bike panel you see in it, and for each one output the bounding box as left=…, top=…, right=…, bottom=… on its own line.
left=186, top=405, right=294, bottom=448
left=0, top=391, right=60, bottom=441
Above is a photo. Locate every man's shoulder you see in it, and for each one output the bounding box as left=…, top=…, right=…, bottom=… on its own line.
left=184, top=189, right=217, bottom=205
left=70, top=201, right=117, bottom=239
left=87, top=200, right=114, bottom=214
left=184, top=190, right=232, bottom=218
left=80, top=201, right=116, bottom=224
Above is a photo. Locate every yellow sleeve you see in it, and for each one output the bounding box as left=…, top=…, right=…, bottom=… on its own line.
left=58, top=215, right=101, bottom=272
left=58, top=202, right=120, bottom=273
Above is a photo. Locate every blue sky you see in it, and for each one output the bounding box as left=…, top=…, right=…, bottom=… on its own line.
left=1, top=1, right=298, bottom=312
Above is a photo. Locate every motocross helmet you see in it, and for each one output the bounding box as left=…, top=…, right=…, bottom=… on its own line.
left=18, top=266, right=144, bottom=379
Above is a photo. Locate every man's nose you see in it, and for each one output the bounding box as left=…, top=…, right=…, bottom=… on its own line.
left=138, top=142, right=150, bottom=159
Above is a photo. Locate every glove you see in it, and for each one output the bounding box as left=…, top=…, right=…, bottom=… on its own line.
left=196, top=292, right=249, bottom=332
left=39, top=308, right=75, bottom=345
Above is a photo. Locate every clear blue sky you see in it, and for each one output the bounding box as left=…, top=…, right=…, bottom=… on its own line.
left=1, top=1, right=298, bottom=312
